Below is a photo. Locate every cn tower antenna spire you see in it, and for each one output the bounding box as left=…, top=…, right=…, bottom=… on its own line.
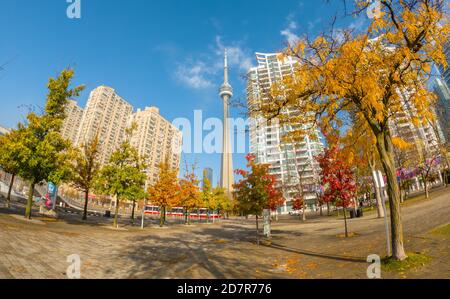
left=224, top=49, right=229, bottom=84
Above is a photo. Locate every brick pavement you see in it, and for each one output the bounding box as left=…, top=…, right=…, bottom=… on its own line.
left=0, top=188, right=449, bottom=279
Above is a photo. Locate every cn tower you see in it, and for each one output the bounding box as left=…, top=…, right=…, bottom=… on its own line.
left=219, top=50, right=234, bottom=198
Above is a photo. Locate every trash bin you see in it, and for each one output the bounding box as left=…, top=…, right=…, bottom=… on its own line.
left=104, top=210, right=111, bottom=218
left=349, top=209, right=356, bottom=219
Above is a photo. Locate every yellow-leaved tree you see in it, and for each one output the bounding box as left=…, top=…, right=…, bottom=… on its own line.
left=147, top=159, right=181, bottom=227
left=259, top=0, right=449, bottom=260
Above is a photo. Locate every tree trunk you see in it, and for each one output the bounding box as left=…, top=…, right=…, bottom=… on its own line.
left=113, top=197, right=120, bottom=228
left=131, top=200, right=136, bottom=223
left=82, top=190, right=89, bottom=220
left=343, top=208, right=349, bottom=238
left=327, top=202, right=331, bottom=216
left=376, top=131, right=407, bottom=261
left=185, top=211, right=188, bottom=225
left=424, top=180, right=429, bottom=199
left=255, top=214, right=260, bottom=246
left=6, top=173, right=15, bottom=208
left=302, top=204, right=306, bottom=222
left=160, top=206, right=165, bottom=227
left=443, top=170, right=448, bottom=187
left=25, top=181, right=36, bottom=219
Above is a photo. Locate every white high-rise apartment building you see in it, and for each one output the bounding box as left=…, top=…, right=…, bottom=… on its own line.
left=389, top=90, right=443, bottom=165
left=61, top=99, right=84, bottom=144
left=433, top=76, right=450, bottom=143
left=76, top=86, right=133, bottom=165
left=130, top=107, right=182, bottom=185
left=247, top=52, right=324, bottom=214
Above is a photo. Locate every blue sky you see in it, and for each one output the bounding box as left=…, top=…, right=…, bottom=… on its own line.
left=0, top=0, right=366, bottom=185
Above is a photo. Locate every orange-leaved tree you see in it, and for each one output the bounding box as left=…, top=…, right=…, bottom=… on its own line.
left=147, top=159, right=181, bottom=227
left=179, top=163, right=202, bottom=225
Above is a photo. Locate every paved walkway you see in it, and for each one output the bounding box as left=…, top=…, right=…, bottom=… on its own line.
left=0, top=188, right=448, bottom=279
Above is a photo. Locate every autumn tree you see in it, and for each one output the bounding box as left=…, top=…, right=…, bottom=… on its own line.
left=14, top=69, right=84, bottom=219
left=259, top=0, right=448, bottom=260
left=213, top=186, right=232, bottom=217
left=341, top=117, right=387, bottom=217
left=70, top=134, right=101, bottom=220
left=97, top=126, right=147, bottom=228
left=292, top=196, right=304, bottom=220
left=416, top=141, right=441, bottom=199
left=125, top=184, right=147, bottom=224
left=179, top=163, right=202, bottom=225
left=286, top=152, right=314, bottom=222
left=202, top=176, right=216, bottom=222
left=392, top=140, right=415, bottom=203
left=202, top=176, right=214, bottom=207
left=0, top=128, right=25, bottom=208
left=148, top=159, right=180, bottom=227
left=234, top=154, right=283, bottom=245
left=317, top=146, right=357, bottom=238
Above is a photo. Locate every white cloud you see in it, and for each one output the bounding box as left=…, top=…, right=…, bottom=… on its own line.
left=175, top=36, right=254, bottom=90
left=214, top=36, right=254, bottom=72
left=175, top=60, right=215, bottom=89
left=281, top=20, right=300, bottom=45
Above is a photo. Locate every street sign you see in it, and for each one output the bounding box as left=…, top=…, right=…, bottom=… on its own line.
left=47, top=182, right=58, bottom=210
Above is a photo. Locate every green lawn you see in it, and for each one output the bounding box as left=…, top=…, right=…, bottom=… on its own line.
left=360, top=186, right=449, bottom=217
left=431, top=223, right=450, bottom=236
left=382, top=253, right=432, bottom=273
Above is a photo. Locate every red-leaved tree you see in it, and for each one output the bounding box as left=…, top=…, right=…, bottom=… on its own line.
left=234, top=154, right=283, bottom=244
left=317, top=146, right=357, bottom=237
left=292, top=195, right=304, bottom=220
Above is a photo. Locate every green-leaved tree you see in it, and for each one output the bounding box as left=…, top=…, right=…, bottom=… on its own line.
left=16, top=69, right=84, bottom=219
left=0, top=128, right=24, bottom=208
left=97, top=126, right=147, bottom=228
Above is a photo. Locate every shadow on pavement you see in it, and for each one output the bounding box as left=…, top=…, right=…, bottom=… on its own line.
left=106, top=233, right=287, bottom=279
left=266, top=242, right=367, bottom=263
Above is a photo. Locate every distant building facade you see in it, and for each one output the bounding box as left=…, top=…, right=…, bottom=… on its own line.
left=130, top=107, right=182, bottom=186
left=76, top=86, right=134, bottom=165
left=437, top=44, right=450, bottom=89
left=432, top=76, right=450, bottom=143
left=59, top=86, right=182, bottom=187
left=389, top=89, right=443, bottom=168
left=61, top=99, right=84, bottom=144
